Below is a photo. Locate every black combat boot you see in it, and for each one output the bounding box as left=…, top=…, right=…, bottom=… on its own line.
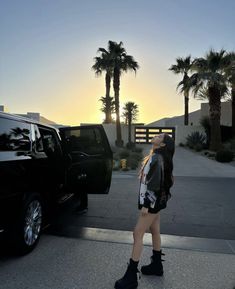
left=114, top=259, right=139, bottom=289
left=141, top=250, right=165, bottom=276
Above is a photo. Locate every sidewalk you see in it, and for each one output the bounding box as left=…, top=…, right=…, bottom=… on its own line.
left=0, top=233, right=234, bottom=289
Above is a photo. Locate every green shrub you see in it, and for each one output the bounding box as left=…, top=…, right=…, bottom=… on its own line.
left=200, top=116, right=210, bottom=148
left=126, top=142, right=135, bottom=150
left=119, top=149, right=130, bottom=159
left=204, top=151, right=215, bottom=157
left=131, top=146, right=143, bottom=153
left=127, top=157, right=139, bottom=170
left=113, top=146, right=143, bottom=171
left=179, top=142, right=185, bottom=147
left=113, top=152, right=120, bottom=161
left=126, top=151, right=143, bottom=170
left=215, top=150, right=234, bottom=163
left=130, top=152, right=143, bottom=161
left=194, top=144, right=203, bottom=152
left=186, top=131, right=206, bottom=150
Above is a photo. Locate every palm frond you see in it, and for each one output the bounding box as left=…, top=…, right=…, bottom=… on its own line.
left=169, top=55, right=192, bottom=74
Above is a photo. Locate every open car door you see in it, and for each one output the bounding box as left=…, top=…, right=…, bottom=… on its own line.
left=59, top=125, right=112, bottom=194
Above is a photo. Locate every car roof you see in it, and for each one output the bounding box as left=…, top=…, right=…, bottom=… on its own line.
left=0, top=111, right=58, bottom=130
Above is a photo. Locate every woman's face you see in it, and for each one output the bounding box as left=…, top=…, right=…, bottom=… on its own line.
left=151, top=133, right=165, bottom=149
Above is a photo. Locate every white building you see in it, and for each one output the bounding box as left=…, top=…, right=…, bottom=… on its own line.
left=147, top=101, right=232, bottom=128
left=144, top=101, right=232, bottom=145
left=0, top=105, right=59, bottom=126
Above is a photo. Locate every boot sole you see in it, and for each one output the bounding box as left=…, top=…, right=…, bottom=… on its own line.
left=114, top=283, right=138, bottom=289
left=141, top=270, right=163, bottom=276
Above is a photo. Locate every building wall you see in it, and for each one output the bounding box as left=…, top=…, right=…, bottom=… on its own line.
left=165, top=109, right=201, bottom=126
left=201, top=101, right=232, bottom=126
left=148, top=101, right=232, bottom=129
left=146, top=109, right=202, bottom=127
left=26, top=112, right=40, bottom=121
left=175, top=125, right=205, bottom=145
left=102, top=123, right=136, bottom=147
left=146, top=118, right=169, bottom=127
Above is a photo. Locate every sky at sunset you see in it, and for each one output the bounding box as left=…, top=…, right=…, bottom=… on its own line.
left=1, top=0, right=235, bottom=125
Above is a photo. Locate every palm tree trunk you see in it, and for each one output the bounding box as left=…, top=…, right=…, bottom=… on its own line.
left=128, top=116, right=132, bottom=144
left=105, top=73, right=112, bottom=123
left=231, top=63, right=235, bottom=137
left=232, top=87, right=235, bottom=137
left=208, top=87, right=222, bottom=151
left=184, top=92, right=189, bottom=125
left=113, top=68, right=123, bottom=147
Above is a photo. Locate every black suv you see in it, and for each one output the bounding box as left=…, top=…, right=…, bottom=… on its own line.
left=0, top=112, right=113, bottom=254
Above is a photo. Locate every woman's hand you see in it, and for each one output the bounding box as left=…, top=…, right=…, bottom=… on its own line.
left=141, top=207, right=149, bottom=216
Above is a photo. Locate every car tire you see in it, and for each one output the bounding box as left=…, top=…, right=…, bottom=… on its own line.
left=11, top=193, right=43, bottom=255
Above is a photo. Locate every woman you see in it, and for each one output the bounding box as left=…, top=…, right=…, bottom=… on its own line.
left=114, top=133, right=175, bottom=289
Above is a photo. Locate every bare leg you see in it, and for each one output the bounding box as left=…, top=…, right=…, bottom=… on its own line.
left=150, top=212, right=161, bottom=251
left=131, top=213, right=159, bottom=261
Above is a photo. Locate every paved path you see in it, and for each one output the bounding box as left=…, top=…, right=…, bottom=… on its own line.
left=142, top=145, right=235, bottom=178
left=174, top=146, right=235, bottom=178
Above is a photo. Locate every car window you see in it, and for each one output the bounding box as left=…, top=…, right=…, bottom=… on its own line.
left=38, top=126, right=61, bottom=157
left=64, top=127, right=105, bottom=155
left=0, top=118, right=31, bottom=151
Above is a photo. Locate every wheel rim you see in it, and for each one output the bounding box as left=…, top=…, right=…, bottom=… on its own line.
left=24, top=200, right=42, bottom=246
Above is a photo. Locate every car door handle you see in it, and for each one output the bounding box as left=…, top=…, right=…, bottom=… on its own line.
left=76, top=152, right=91, bottom=158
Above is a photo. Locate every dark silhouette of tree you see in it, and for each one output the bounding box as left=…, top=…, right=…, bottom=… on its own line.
left=190, top=49, right=228, bottom=151
left=224, top=52, right=235, bottom=136
left=169, top=56, right=192, bottom=125
left=92, top=51, right=113, bottom=123
left=95, top=41, right=139, bottom=147
left=122, top=101, right=138, bottom=145
left=99, top=96, right=115, bottom=123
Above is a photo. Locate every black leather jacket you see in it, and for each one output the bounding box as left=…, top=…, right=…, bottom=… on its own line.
left=146, top=153, right=164, bottom=193
left=138, top=152, right=167, bottom=213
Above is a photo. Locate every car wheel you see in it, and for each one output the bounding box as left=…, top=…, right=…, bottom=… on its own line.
left=12, top=193, right=43, bottom=255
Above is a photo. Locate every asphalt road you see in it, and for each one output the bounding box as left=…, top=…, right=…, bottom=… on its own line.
left=47, top=171, right=235, bottom=240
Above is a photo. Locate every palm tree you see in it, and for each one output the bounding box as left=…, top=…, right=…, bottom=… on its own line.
left=99, top=95, right=115, bottom=123
left=224, top=52, right=235, bottom=136
left=92, top=51, right=113, bottom=123
left=190, top=49, right=228, bottom=151
left=93, top=41, right=139, bottom=145
left=169, top=56, right=192, bottom=125
left=122, top=101, right=139, bottom=145
left=197, top=85, right=229, bottom=147
left=107, top=41, right=139, bottom=147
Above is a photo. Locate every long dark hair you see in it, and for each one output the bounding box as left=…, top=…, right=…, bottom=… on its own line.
left=155, top=134, right=175, bottom=194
